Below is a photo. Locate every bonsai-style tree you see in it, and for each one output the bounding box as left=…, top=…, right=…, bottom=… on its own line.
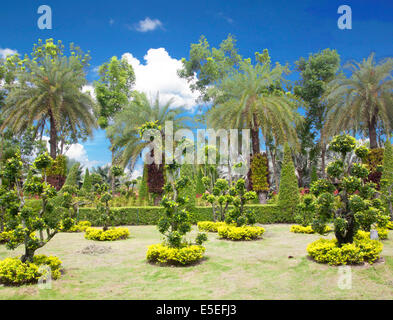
left=202, top=178, right=233, bottom=222
left=311, top=134, right=386, bottom=245
left=158, top=162, right=207, bottom=248
left=225, top=178, right=257, bottom=227
left=2, top=152, right=62, bottom=262
left=295, top=194, right=316, bottom=227
left=93, top=183, right=112, bottom=232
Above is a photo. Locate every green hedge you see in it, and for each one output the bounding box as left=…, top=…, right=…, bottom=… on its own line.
left=24, top=199, right=290, bottom=225
left=77, top=204, right=289, bottom=226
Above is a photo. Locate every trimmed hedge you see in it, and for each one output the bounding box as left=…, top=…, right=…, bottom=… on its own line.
left=78, top=204, right=286, bottom=226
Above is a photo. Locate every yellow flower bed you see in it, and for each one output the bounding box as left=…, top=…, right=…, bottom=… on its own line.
left=197, top=221, right=227, bottom=232
left=290, top=225, right=332, bottom=234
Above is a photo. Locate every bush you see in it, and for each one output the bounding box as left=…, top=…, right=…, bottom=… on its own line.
left=63, top=220, right=91, bottom=233
left=0, top=255, right=62, bottom=286
left=290, top=225, right=332, bottom=234
left=0, top=230, right=14, bottom=244
left=357, top=228, right=389, bottom=240
left=197, top=221, right=227, bottom=232
left=146, top=244, right=205, bottom=265
left=85, top=227, right=130, bottom=241
left=307, top=236, right=383, bottom=265
left=217, top=225, right=265, bottom=241
left=387, top=221, right=393, bottom=230
left=278, top=143, right=300, bottom=217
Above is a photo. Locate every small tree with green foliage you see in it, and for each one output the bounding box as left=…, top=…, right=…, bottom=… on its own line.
left=311, top=134, right=387, bottom=245
left=380, top=140, right=393, bottom=220
left=278, top=143, right=300, bottom=217
left=63, top=162, right=81, bottom=188
left=82, top=168, right=92, bottom=192
left=93, top=183, right=113, bottom=232
left=158, top=162, right=207, bottom=248
left=250, top=153, right=270, bottom=204
left=202, top=178, right=233, bottom=222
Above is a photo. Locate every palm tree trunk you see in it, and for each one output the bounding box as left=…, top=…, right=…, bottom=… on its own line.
left=251, top=127, right=260, bottom=155
left=369, top=115, right=378, bottom=149
left=48, top=110, right=57, bottom=159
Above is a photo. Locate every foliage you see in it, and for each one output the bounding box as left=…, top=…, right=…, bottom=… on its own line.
left=0, top=255, right=62, bottom=286
left=197, top=221, right=228, bottom=232
left=146, top=244, right=205, bottom=265
left=363, top=148, right=384, bottom=188
left=311, top=134, right=387, bottom=246
left=138, top=164, right=149, bottom=202
left=295, top=194, right=316, bottom=227
left=157, top=162, right=207, bottom=248
left=93, top=183, right=113, bottom=231
left=323, top=53, right=393, bottom=149
left=278, top=143, right=300, bottom=216
left=63, top=162, right=81, bottom=187
left=224, top=179, right=257, bottom=226
left=81, top=168, right=92, bottom=192
left=290, top=225, right=331, bottom=234
left=202, top=178, right=233, bottom=222
left=62, top=220, right=91, bottom=233
left=217, top=225, right=265, bottom=241
left=179, top=164, right=196, bottom=210
left=84, top=227, right=130, bottom=241
left=250, top=153, right=269, bottom=192
left=307, top=236, right=383, bottom=265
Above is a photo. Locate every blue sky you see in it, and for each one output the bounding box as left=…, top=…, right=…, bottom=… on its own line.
left=1, top=0, right=393, bottom=176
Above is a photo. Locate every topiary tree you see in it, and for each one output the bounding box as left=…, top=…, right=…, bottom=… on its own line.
left=250, top=153, right=270, bottom=204
left=295, top=194, right=316, bottom=227
left=1, top=152, right=63, bottom=262
left=138, top=164, right=149, bottom=204
left=179, top=164, right=196, bottom=211
left=158, top=162, right=207, bottom=248
left=195, top=167, right=205, bottom=195
left=46, top=155, right=67, bottom=190
left=82, top=168, right=92, bottom=192
left=202, top=178, right=233, bottom=222
left=93, top=183, right=113, bottom=232
left=311, top=134, right=387, bottom=245
left=380, top=140, right=393, bottom=220
left=63, top=162, right=81, bottom=188
left=225, top=178, right=257, bottom=226
left=278, top=143, right=300, bottom=217
left=310, top=165, right=318, bottom=186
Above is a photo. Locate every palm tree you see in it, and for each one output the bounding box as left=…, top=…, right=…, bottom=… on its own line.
left=323, top=53, right=393, bottom=149
left=108, top=91, right=190, bottom=201
left=206, top=51, right=302, bottom=201
left=2, top=55, right=97, bottom=159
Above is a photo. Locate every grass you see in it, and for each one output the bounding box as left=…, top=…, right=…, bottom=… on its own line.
left=1, top=224, right=393, bottom=299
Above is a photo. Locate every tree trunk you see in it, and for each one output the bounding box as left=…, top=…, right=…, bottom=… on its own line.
left=321, top=144, right=326, bottom=178
left=368, top=115, right=378, bottom=149
left=251, top=127, right=260, bottom=155
left=258, top=192, right=268, bottom=204
left=48, top=111, right=57, bottom=159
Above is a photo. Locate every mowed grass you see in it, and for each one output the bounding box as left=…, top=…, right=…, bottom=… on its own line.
left=1, top=224, right=393, bottom=300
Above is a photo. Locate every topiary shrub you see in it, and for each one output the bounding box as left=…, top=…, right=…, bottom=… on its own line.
left=278, top=143, right=300, bottom=217
left=380, top=140, right=393, bottom=220
left=85, top=227, right=130, bottom=241
left=250, top=153, right=270, bottom=203
left=148, top=162, right=207, bottom=266
left=146, top=244, right=205, bottom=265
left=82, top=168, right=92, bottom=192
left=197, top=221, right=227, bottom=232
left=62, top=220, right=91, bottom=233
left=0, top=255, right=62, bottom=286
left=63, top=162, right=81, bottom=188
left=363, top=148, right=384, bottom=189
left=290, top=225, right=331, bottom=234
left=217, top=225, right=265, bottom=241
left=307, top=235, right=383, bottom=265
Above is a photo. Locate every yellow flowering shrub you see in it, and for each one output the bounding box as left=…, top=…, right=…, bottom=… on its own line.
left=290, top=225, right=332, bottom=234
left=387, top=221, right=393, bottom=230
left=217, top=225, right=265, bottom=241
left=146, top=244, right=205, bottom=265
left=85, top=227, right=130, bottom=241
left=68, top=221, right=92, bottom=233
left=0, top=255, right=62, bottom=286
left=356, top=228, right=389, bottom=240
left=0, top=230, right=14, bottom=244
left=197, top=221, right=227, bottom=232
left=307, top=237, right=383, bottom=266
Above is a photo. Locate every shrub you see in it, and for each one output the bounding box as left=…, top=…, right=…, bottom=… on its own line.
left=197, top=221, right=227, bottom=232
left=250, top=152, right=269, bottom=194
left=290, top=225, right=332, bottom=234
left=0, top=230, right=14, bottom=244
left=387, top=221, right=393, bottom=230
left=307, top=237, right=383, bottom=265
left=146, top=244, right=205, bottom=265
left=63, top=162, right=81, bottom=187
left=82, top=168, right=92, bottom=192
left=0, top=255, right=62, bottom=286
left=357, top=228, right=389, bottom=240
left=217, top=225, right=265, bottom=241
left=278, top=143, right=300, bottom=217
left=63, top=220, right=91, bottom=233
left=85, top=227, right=130, bottom=241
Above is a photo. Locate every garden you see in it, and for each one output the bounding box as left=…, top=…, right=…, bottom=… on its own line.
left=0, top=36, right=393, bottom=300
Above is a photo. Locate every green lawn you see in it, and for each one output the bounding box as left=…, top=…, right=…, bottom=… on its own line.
left=1, top=224, right=393, bottom=300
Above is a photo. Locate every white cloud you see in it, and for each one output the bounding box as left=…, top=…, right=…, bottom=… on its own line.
left=122, top=48, right=199, bottom=110
left=82, top=84, right=96, bottom=100
left=135, top=17, right=163, bottom=32
left=0, top=48, right=17, bottom=58
left=65, top=143, right=100, bottom=169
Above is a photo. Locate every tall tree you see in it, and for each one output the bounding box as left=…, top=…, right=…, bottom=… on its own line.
left=294, top=49, right=341, bottom=178
left=323, top=53, right=393, bottom=149
left=1, top=39, right=96, bottom=160
left=108, top=91, right=190, bottom=200
left=94, top=56, right=136, bottom=192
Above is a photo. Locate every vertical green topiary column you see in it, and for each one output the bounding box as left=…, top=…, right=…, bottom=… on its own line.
left=278, top=143, right=300, bottom=219
left=179, top=164, right=196, bottom=210
left=138, top=164, right=149, bottom=204
left=63, top=162, right=80, bottom=188
left=381, top=140, right=393, bottom=218
left=250, top=152, right=270, bottom=204
left=82, top=168, right=92, bottom=192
